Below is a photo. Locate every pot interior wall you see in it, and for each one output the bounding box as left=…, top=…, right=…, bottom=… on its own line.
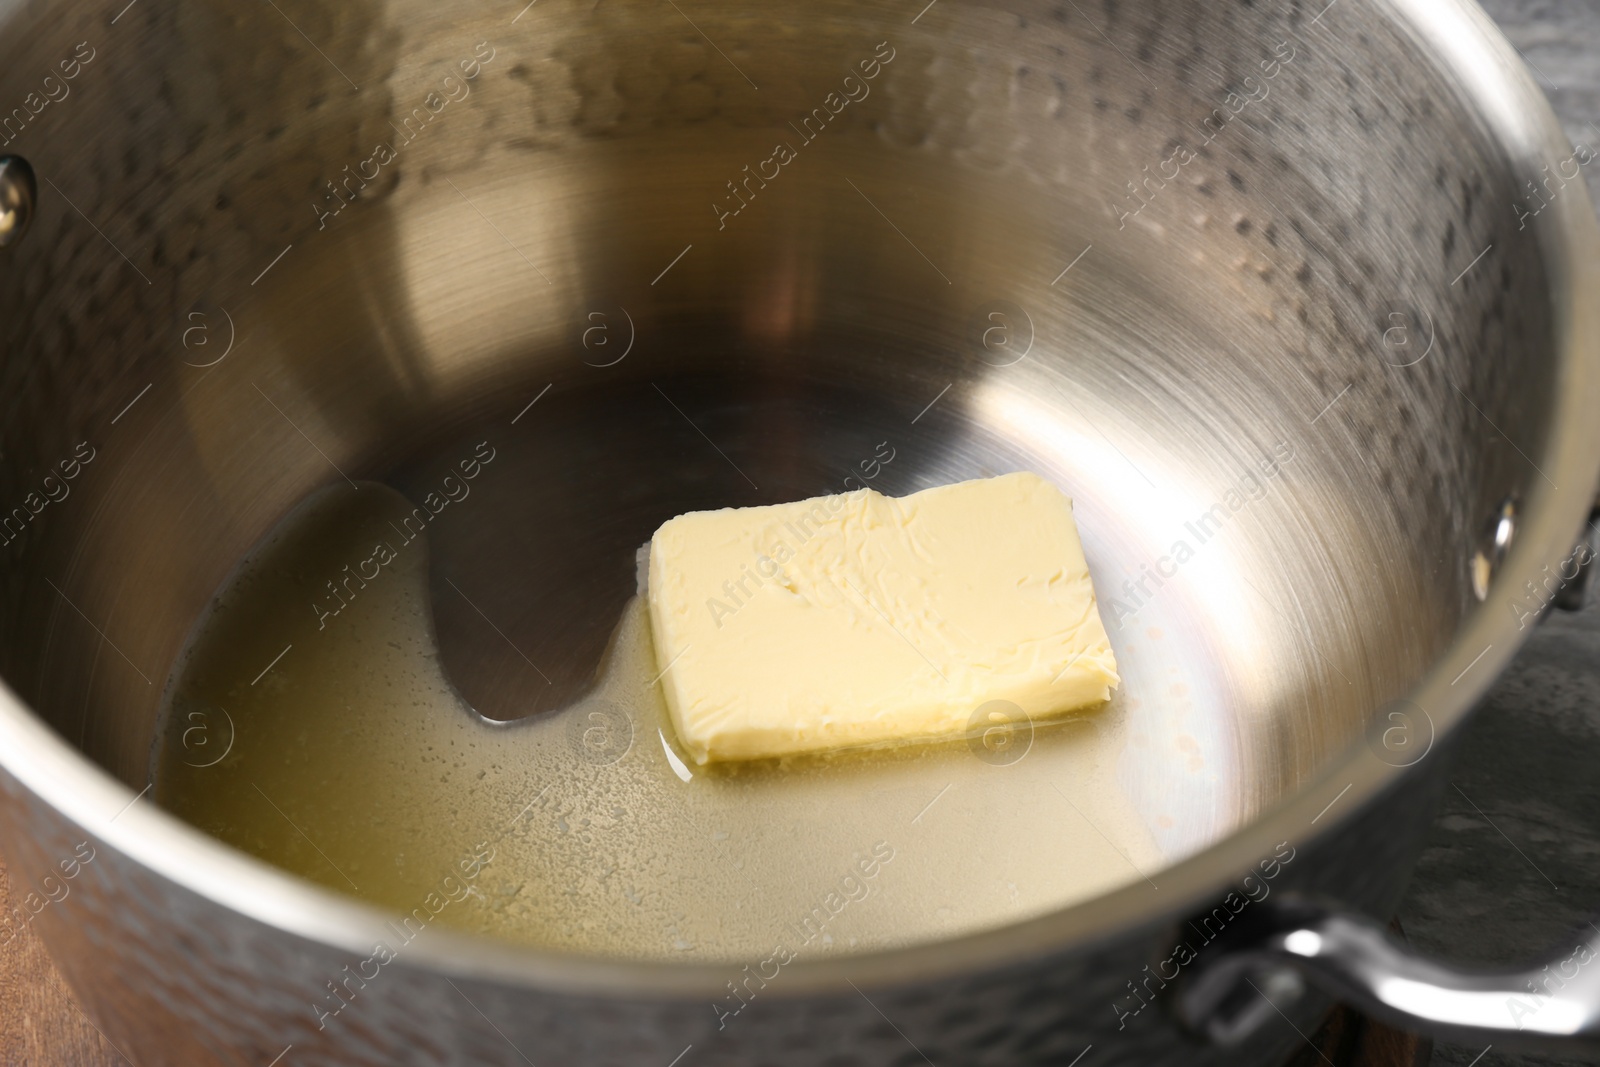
left=0, top=0, right=1553, bottom=872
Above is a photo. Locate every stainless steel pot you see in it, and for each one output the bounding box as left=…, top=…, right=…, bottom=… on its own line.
left=0, top=0, right=1598, bottom=1063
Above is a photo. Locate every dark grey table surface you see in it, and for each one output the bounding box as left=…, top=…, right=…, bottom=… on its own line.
left=1402, top=586, right=1600, bottom=1067
left=1389, top=7, right=1600, bottom=1067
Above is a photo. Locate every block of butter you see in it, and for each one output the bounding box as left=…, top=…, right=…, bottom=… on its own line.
left=646, top=472, right=1119, bottom=764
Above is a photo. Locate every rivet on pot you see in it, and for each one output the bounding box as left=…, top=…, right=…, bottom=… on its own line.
left=1471, top=496, right=1517, bottom=601
left=0, top=156, right=36, bottom=248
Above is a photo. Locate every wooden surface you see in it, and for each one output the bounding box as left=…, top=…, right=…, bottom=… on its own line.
left=1287, top=1003, right=1433, bottom=1067
left=0, top=856, right=124, bottom=1066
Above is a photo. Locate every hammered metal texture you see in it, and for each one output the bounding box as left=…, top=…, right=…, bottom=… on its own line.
left=0, top=750, right=1449, bottom=1064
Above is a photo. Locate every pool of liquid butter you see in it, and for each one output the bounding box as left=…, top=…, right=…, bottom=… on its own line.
left=154, top=483, right=1162, bottom=962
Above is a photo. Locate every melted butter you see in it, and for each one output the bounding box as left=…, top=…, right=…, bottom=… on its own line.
left=154, top=482, right=1163, bottom=962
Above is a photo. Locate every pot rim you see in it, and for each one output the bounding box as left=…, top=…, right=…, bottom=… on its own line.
left=2, top=0, right=1597, bottom=1002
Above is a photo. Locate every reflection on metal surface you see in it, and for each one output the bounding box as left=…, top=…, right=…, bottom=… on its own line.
left=180, top=305, right=235, bottom=368
left=0, top=156, right=35, bottom=248
left=177, top=704, right=234, bottom=768
left=580, top=308, right=634, bottom=368
left=1180, top=900, right=1600, bottom=1049
left=1474, top=497, right=1519, bottom=601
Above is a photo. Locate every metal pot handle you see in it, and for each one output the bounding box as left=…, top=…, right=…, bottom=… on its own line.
left=1175, top=896, right=1600, bottom=1050
left=1553, top=504, right=1600, bottom=611
left=1179, top=504, right=1600, bottom=1049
